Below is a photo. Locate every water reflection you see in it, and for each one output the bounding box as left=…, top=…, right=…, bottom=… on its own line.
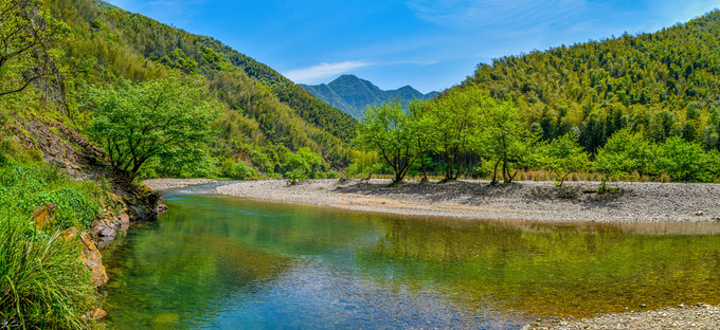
left=105, top=191, right=720, bottom=329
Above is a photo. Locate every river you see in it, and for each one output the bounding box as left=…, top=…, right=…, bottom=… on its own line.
left=104, top=183, right=720, bottom=329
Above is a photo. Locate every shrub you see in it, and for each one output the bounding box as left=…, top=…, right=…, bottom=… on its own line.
left=284, top=168, right=308, bottom=185
left=652, top=136, right=707, bottom=182
left=0, top=217, right=95, bottom=329
left=220, top=159, right=254, bottom=180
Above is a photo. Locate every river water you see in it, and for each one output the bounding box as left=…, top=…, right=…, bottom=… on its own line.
left=104, top=183, right=720, bottom=329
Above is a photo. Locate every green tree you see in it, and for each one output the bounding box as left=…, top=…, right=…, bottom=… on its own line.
left=0, top=0, right=62, bottom=97
left=85, top=75, right=218, bottom=182
left=408, top=100, right=434, bottom=183
left=283, top=147, right=327, bottom=180
left=652, top=136, right=707, bottom=182
left=540, top=132, right=590, bottom=187
left=355, top=101, right=416, bottom=184
left=429, top=89, right=480, bottom=181
left=477, top=96, right=537, bottom=185
left=594, top=128, right=653, bottom=188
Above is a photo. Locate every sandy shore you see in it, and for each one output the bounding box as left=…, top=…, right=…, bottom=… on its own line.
left=207, top=178, right=720, bottom=223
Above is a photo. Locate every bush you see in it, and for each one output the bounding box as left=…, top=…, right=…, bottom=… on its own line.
left=652, top=136, right=707, bottom=182
left=0, top=160, right=102, bottom=229
left=220, top=159, right=254, bottom=180
left=25, top=188, right=100, bottom=229
left=0, top=217, right=95, bottom=329
left=284, top=168, right=308, bottom=185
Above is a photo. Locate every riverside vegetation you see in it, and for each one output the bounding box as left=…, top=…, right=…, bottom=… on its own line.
left=3, top=0, right=720, bottom=328
left=0, top=0, right=349, bottom=327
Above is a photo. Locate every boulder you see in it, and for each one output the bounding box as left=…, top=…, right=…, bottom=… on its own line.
left=61, top=226, right=80, bottom=242
left=78, top=231, right=108, bottom=288
left=92, top=219, right=116, bottom=241
left=32, top=204, right=56, bottom=230
left=118, top=213, right=130, bottom=231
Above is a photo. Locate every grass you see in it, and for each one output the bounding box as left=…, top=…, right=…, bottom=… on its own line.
left=0, top=143, right=110, bottom=328
left=0, top=217, right=95, bottom=329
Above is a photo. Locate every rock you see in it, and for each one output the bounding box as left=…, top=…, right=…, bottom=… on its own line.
left=118, top=213, right=130, bottom=231
left=84, top=308, right=108, bottom=321
left=61, top=227, right=80, bottom=242
left=32, top=204, right=56, bottom=230
left=696, top=211, right=704, bottom=216
left=92, top=219, right=116, bottom=241
left=78, top=231, right=108, bottom=288
left=156, top=204, right=169, bottom=214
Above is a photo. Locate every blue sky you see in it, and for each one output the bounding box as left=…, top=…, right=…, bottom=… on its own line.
left=105, top=0, right=718, bottom=93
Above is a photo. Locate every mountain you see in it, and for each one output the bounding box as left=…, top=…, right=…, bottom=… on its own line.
left=301, top=75, right=438, bottom=120
left=35, top=0, right=357, bottom=170
left=446, top=10, right=720, bottom=154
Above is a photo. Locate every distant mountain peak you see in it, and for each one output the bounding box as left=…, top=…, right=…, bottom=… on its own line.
left=301, top=76, right=436, bottom=120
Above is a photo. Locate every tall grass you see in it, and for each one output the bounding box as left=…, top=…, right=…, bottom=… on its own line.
left=0, top=217, right=95, bottom=329
left=0, top=145, right=109, bottom=328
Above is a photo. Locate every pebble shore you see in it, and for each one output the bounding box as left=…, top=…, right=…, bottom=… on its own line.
left=206, top=178, right=720, bottom=224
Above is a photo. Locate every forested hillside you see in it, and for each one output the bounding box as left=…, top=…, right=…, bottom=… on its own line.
left=457, top=10, right=720, bottom=153
left=45, top=0, right=355, bottom=174
left=352, top=11, right=720, bottom=185
left=302, top=74, right=438, bottom=120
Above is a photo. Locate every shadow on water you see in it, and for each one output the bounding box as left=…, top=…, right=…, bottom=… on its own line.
left=104, top=183, right=720, bottom=329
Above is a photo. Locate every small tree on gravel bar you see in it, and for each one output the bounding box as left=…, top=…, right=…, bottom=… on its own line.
left=355, top=101, right=417, bottom=184
left=85, top=75, right=218, bottom=182
left=540, top=132, right=590, bottom=187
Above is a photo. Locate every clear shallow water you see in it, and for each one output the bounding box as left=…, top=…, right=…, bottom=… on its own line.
left=105, top=184, right=720, bottom=329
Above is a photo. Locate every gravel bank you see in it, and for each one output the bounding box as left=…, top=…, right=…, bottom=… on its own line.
left=143, top=178, right=218, bottom=192
left=528, top=303, right=720, bottom=330
left=212, top=179, right=720, bottom=223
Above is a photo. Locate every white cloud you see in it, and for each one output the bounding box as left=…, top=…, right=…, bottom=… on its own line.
left=406, top=0, right=590, bottom=29
left=283, top=61, right=374, bottom=83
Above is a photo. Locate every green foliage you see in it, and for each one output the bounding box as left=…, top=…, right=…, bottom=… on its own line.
left=0, top=217, right=95, bottom=329
left=0, top=155, right=108, bottom=329
left=461, top=10, right=720, bottom=153
left=652, top=136, right=708, bottom=182
left=426, top=90, right=480, bottom=180
left=539, top=132, right=590, bottom=187
left=283, top=168, right=307, bottom=186
left=280, top=147, right=328, bottom=184
left=83, top=75, right=218, bottom=182
left=356, top=102, right=416, bottom=183
left=220, top=159, right=255, bottom=180
left=595, top=128, right=653, bottom=185
left=160, top=48, right=198, bottom=74
left=46, top=0, right=353, bottom=175
left=474, top=92, right=538, bottom=184
left=407, top=100, right=435, bottom=182
left=0, top=0, right=65, bottom=98
left=0, top=160, right=103, bottom=229
left=346, top=150, right=384, bottom=178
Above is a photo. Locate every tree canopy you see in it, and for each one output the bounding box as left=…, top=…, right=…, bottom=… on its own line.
left=84, top=75, right=218, bottom=182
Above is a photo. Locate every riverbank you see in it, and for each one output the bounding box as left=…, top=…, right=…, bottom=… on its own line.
left=529, top=303, right=720, bottom=330
left=182, top=178, right=720, bottom=223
